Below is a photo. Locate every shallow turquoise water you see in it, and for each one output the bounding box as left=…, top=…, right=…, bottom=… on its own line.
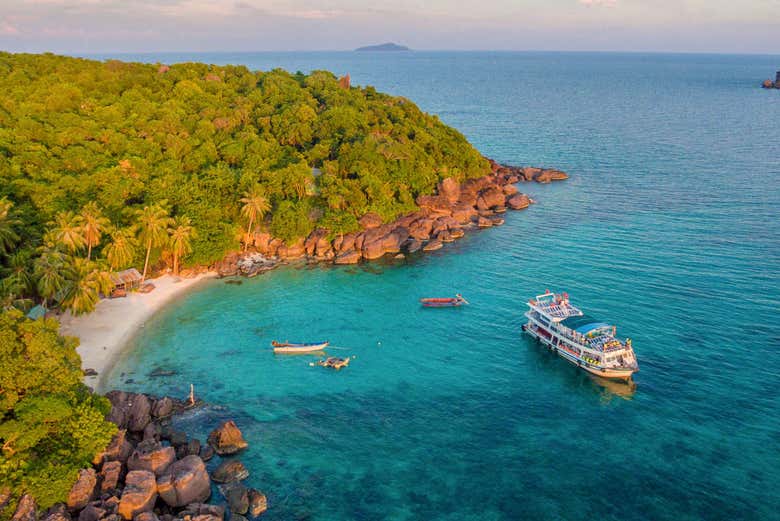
left=104, top=52, right=780, bottom=520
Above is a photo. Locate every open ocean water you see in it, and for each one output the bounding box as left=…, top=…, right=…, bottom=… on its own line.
left=99, top=52, right=780, bottom=520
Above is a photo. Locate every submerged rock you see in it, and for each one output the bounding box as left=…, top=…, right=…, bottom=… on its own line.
left=211, top=460, right=249, bottom=483
left=247, top=489, right=268, bottom=517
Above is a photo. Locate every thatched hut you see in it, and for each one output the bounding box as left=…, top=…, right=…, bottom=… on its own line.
left=111, top=268, right=142, bottom=291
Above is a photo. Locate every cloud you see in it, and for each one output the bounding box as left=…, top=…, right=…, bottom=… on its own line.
left=0, top=20, right=19, bottom=35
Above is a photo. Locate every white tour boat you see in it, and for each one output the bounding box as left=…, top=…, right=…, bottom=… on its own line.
left=522, top=291, right=638, bottom=381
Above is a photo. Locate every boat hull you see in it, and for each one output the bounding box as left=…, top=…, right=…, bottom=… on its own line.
left=523, top=324, right=635, bottom=381
left=272, top=341, right=329, bottom=353
left=420, top=298, right=463, bottom=307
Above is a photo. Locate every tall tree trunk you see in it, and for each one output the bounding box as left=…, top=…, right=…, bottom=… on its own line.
left=244, top=215, right=254, bottom=252
left=142, top=238, right=152, bottom=282
left=87, top=243, right=92, bottom=260
left=173, top=252, right=179, bottom=276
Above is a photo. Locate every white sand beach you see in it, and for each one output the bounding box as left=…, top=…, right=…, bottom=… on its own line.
left=59, top=273, right=216, bottom=392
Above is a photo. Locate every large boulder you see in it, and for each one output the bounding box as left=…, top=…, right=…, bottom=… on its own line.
left=276, top=238, right=305, bottom=260
left=247, top=489, right=268, bottom=517
left=157, top=455, right=211, bottom=507
left=408, top=218, right=434, bottom=240
left=11, top=495, right=36, bottom=521
left=207, top=421, right=248, bottom=455
left=438, top=177, right=460, bottom=204
left=127, top=440, right=176, bottom=476
left=476, top=187, right=505, bottom=210
left=101, top=460, right=122, bottom=492
left=211, top=460, right=249, bottom=483
left=127, top=394, right=152, bottom=432
left=534, top=169, right=568, bottom=183
left=520, top=167, right=541, bottom=181
left=422, top=239, right=443, bottom=252
left=477, top=217, right=493, bottom=228
left=402, top=238, right=422, bottom=253
left=133, top=513, right=159, bottom=521
left=451, top=203, right=478, bottom=224
left=334, top=251, right=361, bottom=265
left=304, top=229, right=328, bottom=256
left=93, top=430, right=133, bottom=466
left=118, top=471, right=157, bottom=520
left=178, top=503, right=224, bottom=520
left=507, top=194, right=530, bottom=210
left=333, top=232, right=357, bottom=254
left=358, top=212, right=383, bottom=229
left=220, top=483, right=248, bottom=515
left=41, top=504, right=70, bottom=521
left=67, top=468, right=97, bottom=510
left=502, top=184, right=518, bottom=196
left=418, top=195, right=453, bottom=216
left=77, top=504, right=104, bottom=521
left=151, top=397, right=174, bottom=419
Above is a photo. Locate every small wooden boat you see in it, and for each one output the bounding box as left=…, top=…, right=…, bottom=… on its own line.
left=316, top=357, right=350, bottom=370
left=272, top=340, right=329, bottom=353
left=420, top=294, right=469, bottom=308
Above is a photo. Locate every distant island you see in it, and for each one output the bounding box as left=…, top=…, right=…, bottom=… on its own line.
left=355, top=42, right=410, bottom=52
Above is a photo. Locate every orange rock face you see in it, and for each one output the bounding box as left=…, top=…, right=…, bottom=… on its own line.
left=118, top=471, right=157, bottom=520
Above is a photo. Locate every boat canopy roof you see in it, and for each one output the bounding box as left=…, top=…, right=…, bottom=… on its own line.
left=560, top=314, right=611, bottom=334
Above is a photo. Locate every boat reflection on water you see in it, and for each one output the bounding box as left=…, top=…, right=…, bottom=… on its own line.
left=587, top=374, right=637, bottom=401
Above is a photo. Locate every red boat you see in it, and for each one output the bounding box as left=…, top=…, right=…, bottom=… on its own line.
left=420, top=294, right=468, bottom=308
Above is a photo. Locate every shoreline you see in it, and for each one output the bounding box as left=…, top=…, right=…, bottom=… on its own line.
left=59, top=272, right=217, bottom=392
left=59, top=162, right=567, bottom=392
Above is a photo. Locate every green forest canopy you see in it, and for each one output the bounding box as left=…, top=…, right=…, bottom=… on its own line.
left=0, top=52, right=489, bottom=313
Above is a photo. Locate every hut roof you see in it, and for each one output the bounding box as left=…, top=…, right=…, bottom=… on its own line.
left=111, top=268, right=142, bottom=286
left=26, top=304, right=46, bottom=320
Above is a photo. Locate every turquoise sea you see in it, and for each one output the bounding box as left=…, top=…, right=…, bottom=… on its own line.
left=100, top=52, right=780, bottom=520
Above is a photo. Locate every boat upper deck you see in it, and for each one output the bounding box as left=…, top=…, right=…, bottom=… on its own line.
left=528, top=292, right=583, bottom=321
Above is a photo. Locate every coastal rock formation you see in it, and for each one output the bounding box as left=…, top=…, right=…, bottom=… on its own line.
left=127, top=440, right=176, bottom=476
left=11, top=495, right=36, bottom=521
left=247, top=489, right=268, bottom=517
left=762, top=79, right=775, bottom=88
left=100, top=461, right=122, bottom=492
left=117, top=471, right=157, bottom=520
left=219, top=483, right=249, bottom=515
left=67, top=468, right=97, bottom=510
left=157, top=455, right=211, bottom=507
left=207, top=421, right=248, bottom=455
left=211, top=460, right=249, bottom=483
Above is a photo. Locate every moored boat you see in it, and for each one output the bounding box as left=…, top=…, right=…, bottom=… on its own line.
left=522, top=291, right=638, bottom=381
left=272, top=340, right=329, bottom=353
left=420, top=294, right=468, bottom=307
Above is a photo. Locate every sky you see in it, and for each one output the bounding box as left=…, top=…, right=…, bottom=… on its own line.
left=0, top=0, right=778, bottom=54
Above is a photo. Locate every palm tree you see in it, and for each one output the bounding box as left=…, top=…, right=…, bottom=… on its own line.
left=0, top=278, right=32, bottom=312
left=135, top=205, right=172, bottom=282
left=4, top=250, right=33, bottom=297
left=168, top=216, right=196, bottom=276
left=50, top=211, right=85, bottom=254
left=104, top=227, right=137, bottom=270
left=34, top=249, right=69, bottom=308
left=0, top=198, right=20, bottom=257
left=240, top=185, right=270, bottom=252
left=80, top=202, right=110, bottom=260
left=61, top=258, right=113, bottom=315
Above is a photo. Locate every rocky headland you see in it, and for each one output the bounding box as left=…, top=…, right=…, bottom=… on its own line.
left=214, top=161, right=568, bottom=277
left=761, top=71, right=780, bottom=89
left=5, top=393, right=265, bottom=521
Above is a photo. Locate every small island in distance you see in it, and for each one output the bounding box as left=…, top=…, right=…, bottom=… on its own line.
left=355, top=42, right=410, bottom=52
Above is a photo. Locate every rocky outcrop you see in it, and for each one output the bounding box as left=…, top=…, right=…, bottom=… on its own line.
left=220, top=483, right=248, bottom=515
left=157, top=455, right=211, bottom=507
left=359, top=212, right=383, bottom=229
left=100, top=461, right=122, bottom=492
left=534, top=169, right=568, bottom=183
left=67, top=468, right=97, bottom=510
left=117, top=471, right=157, bottom=520
left=247, top=489, right=268, bottom=517
left=211, top=460, right=249, bottom=483
left=11, top=495, right=36, bottom=521
left=127, top=440, right=176, bottom=476
left=207, top=421, right=248, bottom=455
